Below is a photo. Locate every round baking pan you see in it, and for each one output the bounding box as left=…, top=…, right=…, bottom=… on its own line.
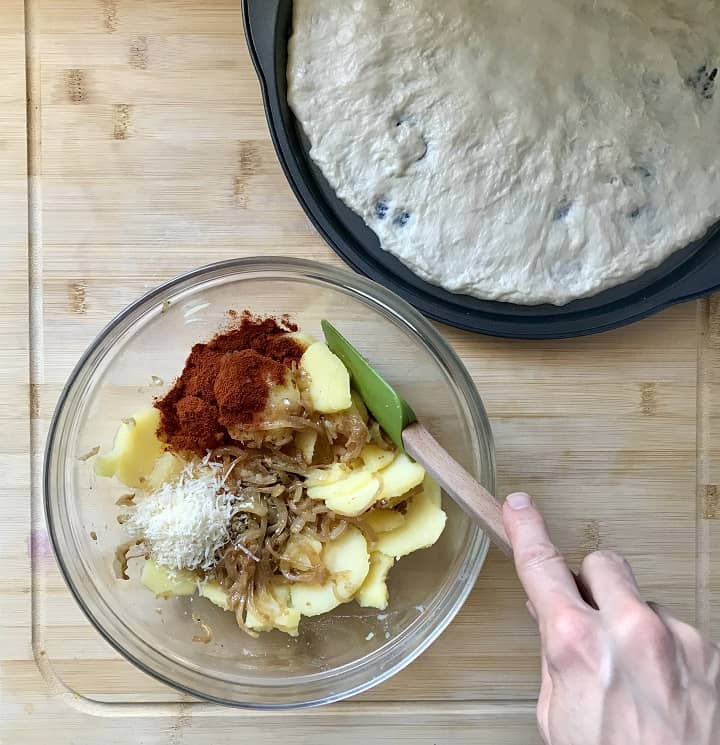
left=243, top=0, right=720, bottom=339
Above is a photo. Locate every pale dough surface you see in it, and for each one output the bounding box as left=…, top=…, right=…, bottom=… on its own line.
left=288, top=0, right=720, bottom=305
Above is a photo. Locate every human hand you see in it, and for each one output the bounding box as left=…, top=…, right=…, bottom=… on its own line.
left=503, top=491, right=720, bottom=745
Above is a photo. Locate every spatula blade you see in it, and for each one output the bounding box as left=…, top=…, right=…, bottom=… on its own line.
left=321, top=320, right=416, bottom=451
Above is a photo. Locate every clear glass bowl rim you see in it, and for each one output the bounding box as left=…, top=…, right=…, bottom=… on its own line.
left=44, top=257, right=495, bottom=709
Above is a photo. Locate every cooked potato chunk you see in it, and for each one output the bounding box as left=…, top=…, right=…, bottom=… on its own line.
left=247, top=579, right=301, bottom=636
left=244, top=606, right=272, bottom=633
left=199, top=581, right=231, bottom=611
left=145, top=451, right=185, bottom=492
left=374, top=487, right=446, bottom=559
left=301, top=342, right=352, bottom=413
left=290, top=581, right=341, bottom=617
left=356, top=551, right=394, bottom=610
left=291, top=526, right=370, bottom=614
left=283, top=532, right=323, bottom=571
left=421, top=473, right=442, bottom=507
left=363, top=508, right=405, bottom=535
left=376, top=453, right=426, bottom=502
left=305, top=463, right=350, bottom=487
left=359, top=444, right=396, bottom=473
left=141, top=559, right=197, bottom=597
left=308, top=470, right=380, bottom=517
left=323, top=526, right=370, bottom=599
left=95, top=408, right=165, bottom=488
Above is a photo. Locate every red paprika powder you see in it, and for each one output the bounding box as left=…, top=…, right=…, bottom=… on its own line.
left=155, top=311, right=304, bottom=454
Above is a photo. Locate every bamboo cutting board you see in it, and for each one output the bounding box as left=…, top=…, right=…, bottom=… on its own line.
left=3, top=1, right=720, bottom=742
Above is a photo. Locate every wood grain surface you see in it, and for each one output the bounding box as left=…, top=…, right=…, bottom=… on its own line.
left=2, top=1, right=718, bottom=743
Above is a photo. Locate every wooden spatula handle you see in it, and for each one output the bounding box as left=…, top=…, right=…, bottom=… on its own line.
left=402, top=422, right=513, bottom=558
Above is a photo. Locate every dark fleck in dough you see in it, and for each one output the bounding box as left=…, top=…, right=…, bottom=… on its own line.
left=553, top=200, right=573, bottom=221
left=416, top=136, right=428, bottom=161
left=393, top=211, right=411, bottom=227
left=375, top=199, right=390, bottom=219
left=687, top=64, right=718, bottom=99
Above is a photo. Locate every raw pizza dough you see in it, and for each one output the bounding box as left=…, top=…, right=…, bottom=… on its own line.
left=288, top=0, right=720, bottom=306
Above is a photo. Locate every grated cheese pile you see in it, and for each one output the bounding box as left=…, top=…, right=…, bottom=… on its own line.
left=126, top=463, right=237, bottom=572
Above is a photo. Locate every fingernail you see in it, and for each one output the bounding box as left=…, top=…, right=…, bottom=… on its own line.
left=507, top=492, right=532, bottom=510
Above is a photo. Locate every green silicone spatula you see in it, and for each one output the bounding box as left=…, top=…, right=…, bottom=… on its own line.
left=322, top=320, right=512, bottom=557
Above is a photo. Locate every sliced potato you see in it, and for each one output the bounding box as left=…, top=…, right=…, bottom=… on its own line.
left=141, top=559, right=197, bottom=598
left=283, top=531, right=323, bottom=571
left=360, top=444, right=396, bottom=473
left=95, top=407, right=165, bottom=488
left=290, top=581, right=341, bottom=617
left=308, top=471, right=380, bottom=517
left=291, top=526, right=370, bottom=614
left=245, top=606, right=272, bottom=633
left=374, top=491, right=447, bottom=559
left=301, top=341, right=352, bottom=413
left=325, top=477, right=380, bottom=517
left=422, top=474, right=442, bottom=508
left=295, top=429, right=318, bottom=465
left=305, top=463, right=350, bottom=488
left=376, top=453, right=426, bottom=502
left=272, top=580, right=292, bottom=606
left=266, top=580, right=301, bottom=636
left=356, top=552, right=394, bottom=610
left=274, top=607, right=301, bottom=636
left=247, top=579, right=301, bottom=636
left=307, top=469, right=371, bottom=500
left=363, top=508, right=405, bottom=534
left=199, top=581, right=231, bottom=611
left=145, top=451, right=185, bottom=492
left=323, top=526, right=370, bottom=599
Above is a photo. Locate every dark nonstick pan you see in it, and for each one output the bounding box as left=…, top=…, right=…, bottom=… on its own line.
left=243, top=0, right=720, bottom=339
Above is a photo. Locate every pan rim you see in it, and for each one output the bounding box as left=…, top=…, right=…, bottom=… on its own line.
left=243, top=0, right=720, bottom=338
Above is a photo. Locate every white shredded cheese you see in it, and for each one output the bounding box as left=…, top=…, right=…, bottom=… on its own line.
left=126, top=463, right=237, bottom=571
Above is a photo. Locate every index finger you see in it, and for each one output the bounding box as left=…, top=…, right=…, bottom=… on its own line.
left=503, top=492, right=582, bottom=620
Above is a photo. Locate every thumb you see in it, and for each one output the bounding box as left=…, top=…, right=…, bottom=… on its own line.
left=503, top=493, right=580, bottom=619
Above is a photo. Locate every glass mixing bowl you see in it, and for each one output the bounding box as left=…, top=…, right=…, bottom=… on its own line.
left=45, top=258, right=494, bottom=708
